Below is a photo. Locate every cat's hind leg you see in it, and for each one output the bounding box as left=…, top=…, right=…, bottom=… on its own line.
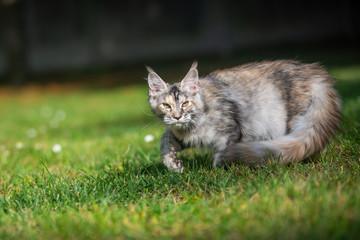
left=212, top=152, right=224, bottom=169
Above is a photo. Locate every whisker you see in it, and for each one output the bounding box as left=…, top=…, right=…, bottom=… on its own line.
left=142, top=121, right=155, bottom=130
left=138, top=105, right=154, bottom=117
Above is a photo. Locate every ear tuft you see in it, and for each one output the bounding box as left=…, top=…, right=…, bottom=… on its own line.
left=190, top=61, right=198, bottom=70
left=146, top=65, right=155, bottom=73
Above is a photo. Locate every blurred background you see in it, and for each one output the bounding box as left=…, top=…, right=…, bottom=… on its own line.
left=0, top=0, right=359, bottom=86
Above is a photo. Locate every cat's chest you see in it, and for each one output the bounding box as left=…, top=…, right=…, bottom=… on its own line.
left=172, top=125, right=223, bottom=150
left=183, top=129, right=214, bottom=148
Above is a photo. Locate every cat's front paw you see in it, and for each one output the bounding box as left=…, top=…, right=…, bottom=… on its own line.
left=171, top=165, right=184, bottom=174
left=163, top=157, right=184, bottom=173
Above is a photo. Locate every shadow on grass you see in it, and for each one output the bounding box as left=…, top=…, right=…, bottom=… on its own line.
left=137, top=151, right=213, bottom=176
left=121, top=145, right=340, bottom=179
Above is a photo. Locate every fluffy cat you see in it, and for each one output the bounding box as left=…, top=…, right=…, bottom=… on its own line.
left=147, top=60, right=341, bottom=173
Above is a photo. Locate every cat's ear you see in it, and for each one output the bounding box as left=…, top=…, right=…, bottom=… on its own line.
left=180, top=61, right=198, bottom=92
left=146, top=66, right=167, bottom=96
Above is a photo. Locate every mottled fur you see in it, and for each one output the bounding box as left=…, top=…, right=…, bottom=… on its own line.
left=147, top=60, right=341, bottom=173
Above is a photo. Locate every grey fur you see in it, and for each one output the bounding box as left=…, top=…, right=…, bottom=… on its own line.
left=147, top=60, right=341, bottom=173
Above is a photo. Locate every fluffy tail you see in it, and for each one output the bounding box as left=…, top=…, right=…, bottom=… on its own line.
left=221, top=79, right=341, bottom=166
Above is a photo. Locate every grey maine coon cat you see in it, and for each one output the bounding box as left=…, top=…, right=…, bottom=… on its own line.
left=147, top=61, right=341, bottom=173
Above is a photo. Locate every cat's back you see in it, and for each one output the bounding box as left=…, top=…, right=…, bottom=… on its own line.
left=199, top=60, right=335, bottom=141
left=206, top=60, right=327, bottom=86
left=200, top=60, right=299, bottom=101
left=202, top=60, right=332, bottom=108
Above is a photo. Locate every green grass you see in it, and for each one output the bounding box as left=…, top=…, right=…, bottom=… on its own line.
left=0, top=62, right=360, bottom=240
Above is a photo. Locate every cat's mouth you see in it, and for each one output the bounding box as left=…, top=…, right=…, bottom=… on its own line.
left=165, top=121, right=186, bottom=126
left=164, top=120, right=189, bottom=128
left=163, top=115, right=192, bottom=128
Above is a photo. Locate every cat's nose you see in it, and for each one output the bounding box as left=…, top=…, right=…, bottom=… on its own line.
left=173, top=116, right=181, bottom=120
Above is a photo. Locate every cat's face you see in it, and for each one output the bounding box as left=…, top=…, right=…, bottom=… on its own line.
left=147, top=62, right=200, bottom=129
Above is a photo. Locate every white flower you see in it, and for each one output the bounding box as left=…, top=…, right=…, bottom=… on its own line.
left=55, top=110, right=66, bottom=121
left=3, top=150, right=10, bottom=157
left=15, top=141, right=24, bottom=149
left=52, top=144, right=62, bottom=153
left=27, top=128, right=37, bottom=138
left=144, top=134, right=154, bottom=143
left=34, top=143, right=43, bottom=150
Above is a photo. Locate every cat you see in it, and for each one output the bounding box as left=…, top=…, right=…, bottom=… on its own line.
left=147, top=60, right=341, bottom=173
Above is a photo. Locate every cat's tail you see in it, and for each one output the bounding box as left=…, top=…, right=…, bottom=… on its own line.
left=220, top=79, right=341, bottom=166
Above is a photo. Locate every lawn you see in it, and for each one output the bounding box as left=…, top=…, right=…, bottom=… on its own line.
left=0, top=53, right=360, bottom=239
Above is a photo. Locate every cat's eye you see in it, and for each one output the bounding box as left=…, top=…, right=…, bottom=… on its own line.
left=182, top=101, right=189, bottom=107
left=162, top=103, right=171, bottom=109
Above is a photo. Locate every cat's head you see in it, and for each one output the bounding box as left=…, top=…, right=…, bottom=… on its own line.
left=147, top=62, right=202, bottom=129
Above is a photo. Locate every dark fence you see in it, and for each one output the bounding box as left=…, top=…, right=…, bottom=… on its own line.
left=0, top=0, right=359, bottom=83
